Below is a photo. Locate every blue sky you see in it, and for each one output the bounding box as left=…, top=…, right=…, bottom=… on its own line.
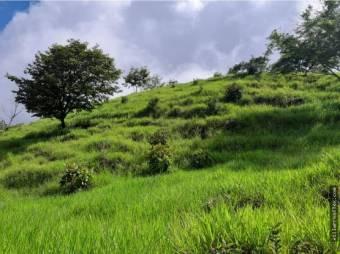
left=0, top=1, right=33, bottom=30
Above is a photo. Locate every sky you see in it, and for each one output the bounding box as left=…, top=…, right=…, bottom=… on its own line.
left=0, top=0, right=320, bottom=124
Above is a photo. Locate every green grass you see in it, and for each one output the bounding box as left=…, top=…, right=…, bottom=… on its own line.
left=0, top=73, right=339, bottom=253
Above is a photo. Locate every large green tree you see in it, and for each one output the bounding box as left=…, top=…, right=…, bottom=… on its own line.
left=267, top=1, right=340, bottom=79
left=7, top=39, right=121, bottom=128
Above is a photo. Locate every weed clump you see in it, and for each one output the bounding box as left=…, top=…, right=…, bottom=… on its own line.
left=189, top=149, right=214, bottom=169
left=147, top=130, right=171, bottom=174
left=223, top=83, right=243, bottom=103
left=59, top=163, right=93, bottom=194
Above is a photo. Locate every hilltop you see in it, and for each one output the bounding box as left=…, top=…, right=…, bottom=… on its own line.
left=0, top=73, right=339, bottom=253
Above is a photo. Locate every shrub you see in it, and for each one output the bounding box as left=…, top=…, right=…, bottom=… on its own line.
left=59, top=163, right=93, bottom=194
left=148, top=129, right=168, bottom=146
left=137, top=98, right=161, bottom=118
left=206, top=98, right=219, bottom=115
left=147, top=144, right=171, bottom=174
left=223, top=83, right=242, bottom=103
left=121, top=96, right=128, bottom=104
left=192, top=79, right=199, bottom=85
left=146, top=130, right=171, bottom=174
left=178, top=120, right=209, bottom=139
left=189, top=149, right=214, bottom=169
left=2, top=169, right=53, bottom=189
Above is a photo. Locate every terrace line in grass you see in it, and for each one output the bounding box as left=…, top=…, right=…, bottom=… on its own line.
left=0, top=73, right=339, bottom=253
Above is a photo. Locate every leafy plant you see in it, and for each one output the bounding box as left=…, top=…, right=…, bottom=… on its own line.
left=223, top=84, right=243, bottom=103
left=121, top=96, right=128, bottom=104
left=59, top=163, right=93, bottom=194
left=147, top=144, right=171, bottom=174
left=189, top=149, right=214, bottom=169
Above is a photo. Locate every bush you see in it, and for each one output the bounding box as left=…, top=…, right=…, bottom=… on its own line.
left=189, top=149, right=214, bottom=169
left=121, top=96, right=128, bottom=104
left=137, top=98, right=161, bottom=118
left=2, top=169, right=53, bottom=189
left=223, top=84, right=243, bottom=103
left=146, top=130, right=171, bottom=174
left=148, top=129, right=168, bottom=146
left=192, top=79, right=199, bottom=86
left=147, top=144, right=171, bottom=174
left=59, top=163, right=93, bottom=194
left=168, top=79, right=178, bottom=87
left=178, top=120, right=210, bottom=139
left=206, top=98, right=219, bottom=115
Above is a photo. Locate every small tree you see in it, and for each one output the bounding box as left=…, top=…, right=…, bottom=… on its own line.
left=145, top=74, right=162, bottom=90
left=228, top=56, right=268, bottom=76
left=123, top=66, right=151, bottom=92
left=7, top=39, right=121, bottom=128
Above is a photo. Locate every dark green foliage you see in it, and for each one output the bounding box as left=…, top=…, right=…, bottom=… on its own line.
left=267, top=223, right=282, bottom=254
left=137, top=98, right=161, bottom=118
left=253, top=94, right=304, bottom=107
left=123, top=66, right=150, bottom=92
left=7, top=39, right=121, bottom=128
left=267, top=1, right=340, bottom=79
left=189, top=149, right=214, bottom=169
left=2, top=169, right=53, bottom=189
left=223, top=84, right=243, bottom=103
left=147, top=144, right=171, bottom=174
left=205, top=98, right=219, bottom=115
left=59, top=163, right=92, bottom=194
left=192, top=79, right=199, bottom=86
left=148, top=129, right=168, bottom=146
left=147, top=130, right=170, bottom=174
left=290, top=239, right=324, bottom=254
left=121, top=96, right=128, bottom=104
left=178, top=120, right=209, bottom=139
left=228, top=56, right=268, bottom=76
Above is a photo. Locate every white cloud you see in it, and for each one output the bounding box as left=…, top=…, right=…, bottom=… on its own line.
left=174, top=0, right=205, bottom=15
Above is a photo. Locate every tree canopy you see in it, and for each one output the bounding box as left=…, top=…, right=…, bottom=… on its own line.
left=7, top=39, right=121, bottom=128
left=123, top=66, right=161, bottom=92
left=267, top=0, right=340, bottom=79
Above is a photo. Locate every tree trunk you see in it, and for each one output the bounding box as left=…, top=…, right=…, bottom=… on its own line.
left=60, top=118, right=66, bottom=129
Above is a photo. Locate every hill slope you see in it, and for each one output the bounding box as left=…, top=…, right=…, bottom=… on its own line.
left=0, top=73, right=339, bottom=253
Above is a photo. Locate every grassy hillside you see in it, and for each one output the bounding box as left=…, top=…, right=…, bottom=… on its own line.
left=0, top=73, right=339, bottom=253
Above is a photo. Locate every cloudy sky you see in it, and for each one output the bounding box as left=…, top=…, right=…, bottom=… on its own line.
left=0, top=0, right=319, bottom=123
